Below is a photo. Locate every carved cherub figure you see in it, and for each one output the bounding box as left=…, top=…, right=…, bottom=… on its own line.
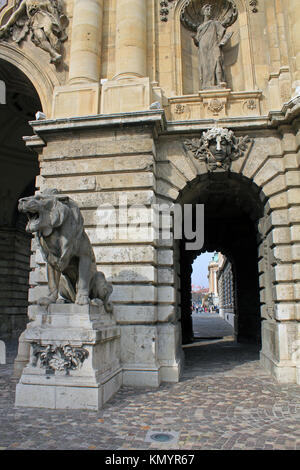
left=0, top=0, right=68, bottom=64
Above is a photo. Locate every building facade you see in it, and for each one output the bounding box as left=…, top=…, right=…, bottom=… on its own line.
left=217, top=253, right=235, bottom=327
left=0, top=0, right=300, bottom=386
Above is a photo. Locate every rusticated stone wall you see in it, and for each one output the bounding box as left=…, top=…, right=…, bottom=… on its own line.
left=0, top=229, right=31, bottom=339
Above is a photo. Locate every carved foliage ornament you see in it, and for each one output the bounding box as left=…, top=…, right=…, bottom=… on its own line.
left=32, top=343, right=89, bottom=375
left=183, top=127, right=251, bottom=172
left=0, top=0, right=68, bottom=65
left=160, top=0, right=176, bottom=22
left=208, top=98, right=224, bottom=115
left=249, top=0, right=258, bottom=13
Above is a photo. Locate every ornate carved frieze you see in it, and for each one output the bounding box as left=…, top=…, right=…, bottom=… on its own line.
left=31, top=343, right=89, bottom=375
left=183, top=127, right=251, bottom=172
left=0, top=0, right=69, bottom=65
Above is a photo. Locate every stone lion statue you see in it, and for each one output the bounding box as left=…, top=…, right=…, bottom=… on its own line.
left=18, top=189, right=113, bottom=312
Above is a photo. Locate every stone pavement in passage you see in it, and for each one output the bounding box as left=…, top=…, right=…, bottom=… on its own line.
left=0, top=313, right=299, bottom=451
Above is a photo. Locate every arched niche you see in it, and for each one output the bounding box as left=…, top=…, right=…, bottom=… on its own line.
left=0, top=43, right=60, bottom=117
left=172, top=0, right=255, bottom=95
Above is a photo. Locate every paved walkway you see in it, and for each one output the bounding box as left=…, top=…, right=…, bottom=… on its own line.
left=0, top=314, right=299, bottom=451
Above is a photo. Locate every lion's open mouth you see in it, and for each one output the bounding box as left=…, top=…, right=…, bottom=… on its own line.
left=25, top=210, right=40, bottom=232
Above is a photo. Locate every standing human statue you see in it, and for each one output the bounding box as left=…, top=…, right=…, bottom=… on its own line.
left=0, top=0, right=68, bottom=64
left=192, top=3, right=233, bottom=89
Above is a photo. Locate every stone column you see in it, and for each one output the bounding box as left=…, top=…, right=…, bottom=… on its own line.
left=69, top=0, right=104, bottom=84
left=52, top=0, right=103, bottom=118
left=114, top=0, right=147, bottom=80
left=101, top=0, right=151, bottom=114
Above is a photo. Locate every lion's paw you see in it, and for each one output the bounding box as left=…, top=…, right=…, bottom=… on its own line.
left=104, top=302, right=113, bottom=314
left=38, top=296, right=57, bottom=306
left=75, top=295, right=90, bottom=305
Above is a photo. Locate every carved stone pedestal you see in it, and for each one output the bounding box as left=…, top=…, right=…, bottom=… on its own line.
left=15, top=304, right=122, bottom=410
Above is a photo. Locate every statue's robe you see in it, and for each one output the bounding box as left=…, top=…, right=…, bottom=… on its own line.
left=194, top=19, right=226, bottom=88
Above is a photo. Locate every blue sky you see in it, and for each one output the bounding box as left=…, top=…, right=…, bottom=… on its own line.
left=191, top=251, right=214, bottom=288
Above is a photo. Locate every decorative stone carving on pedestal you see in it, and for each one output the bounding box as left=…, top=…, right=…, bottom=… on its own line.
left=180, top=0, right=238, bottom=89
left=15, top=189, right=121, bottom=410
left=0, top=0, right=68, bottom=65
left=183, top=127, right=251, bottom=171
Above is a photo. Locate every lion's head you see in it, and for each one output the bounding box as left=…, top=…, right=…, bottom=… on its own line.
left=18, top=189, right=83, bottom=238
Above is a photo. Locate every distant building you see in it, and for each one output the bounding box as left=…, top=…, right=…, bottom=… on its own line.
left=217, top=254, right=234, bottom=327
left=191, top=285, right=209, bottom=304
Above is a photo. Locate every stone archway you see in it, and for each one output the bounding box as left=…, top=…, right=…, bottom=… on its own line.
left=176, top=172, right=264, bottom=346
left=0, top=59, right=41, bottom=341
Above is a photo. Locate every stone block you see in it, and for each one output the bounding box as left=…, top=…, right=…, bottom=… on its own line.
left=271, top=227, right=291, bottom=244
left=274, top=245, right=292, bottom=262
left=275, top=303, right=296, bottom=321
left=157, top=286, right=176, bottom=303
left=157, top=249, right=173, bottom=266
left=273, top=284, right=295, bottom=301
left=157, top=323, right=183, bottom=383
left=287, top=188, right=300, bottom=204
left=41, top=154, right=155, bottom=176
left=101, top=77, right=151, bottom=114
left=120, top=324, right=158, bottom=367
left=52, top=83, right=100, bottom=119
left=156, top=179, right=179, bottom=201
left=93, top=245, right=156, bottom=264
left=95, top=172, right=155, bottom=190
left=157, top=305, right=176, bottom=323
left=262, top=174, right=286, bottom=197
left=291, top=244, right=300, bottom=260
left=158, top=267, right=174, bottom=284
left=254, top=158, right=284, bottom=187
left=270, top=209, right=289, bottom=226
left=285, top=171, right=300, bottom=186
left=110, top=285, right=157, bottom=303
left=292, top=263, right=300, bottom=281
left=274, top=264, right=293, bottom=282
left=268, top=192, right=288, bottom=210
left=69, top=190, right=155, bottom=209
left=114, top=305, right=157, bottom=324
left=97, top=264, right=156, bottom=284
left=291, top=226, right=300, bottom=242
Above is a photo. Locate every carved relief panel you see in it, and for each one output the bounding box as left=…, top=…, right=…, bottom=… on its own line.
left=0, top=0, right=68, bottom=65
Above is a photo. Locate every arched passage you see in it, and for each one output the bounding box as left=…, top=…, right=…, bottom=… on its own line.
left=176, top=172, right=265, bottom=347
left=0, top=59, right=41, bottom=340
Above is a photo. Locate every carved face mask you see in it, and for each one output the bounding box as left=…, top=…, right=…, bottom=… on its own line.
left=208, top=135, right=231, bottom=161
